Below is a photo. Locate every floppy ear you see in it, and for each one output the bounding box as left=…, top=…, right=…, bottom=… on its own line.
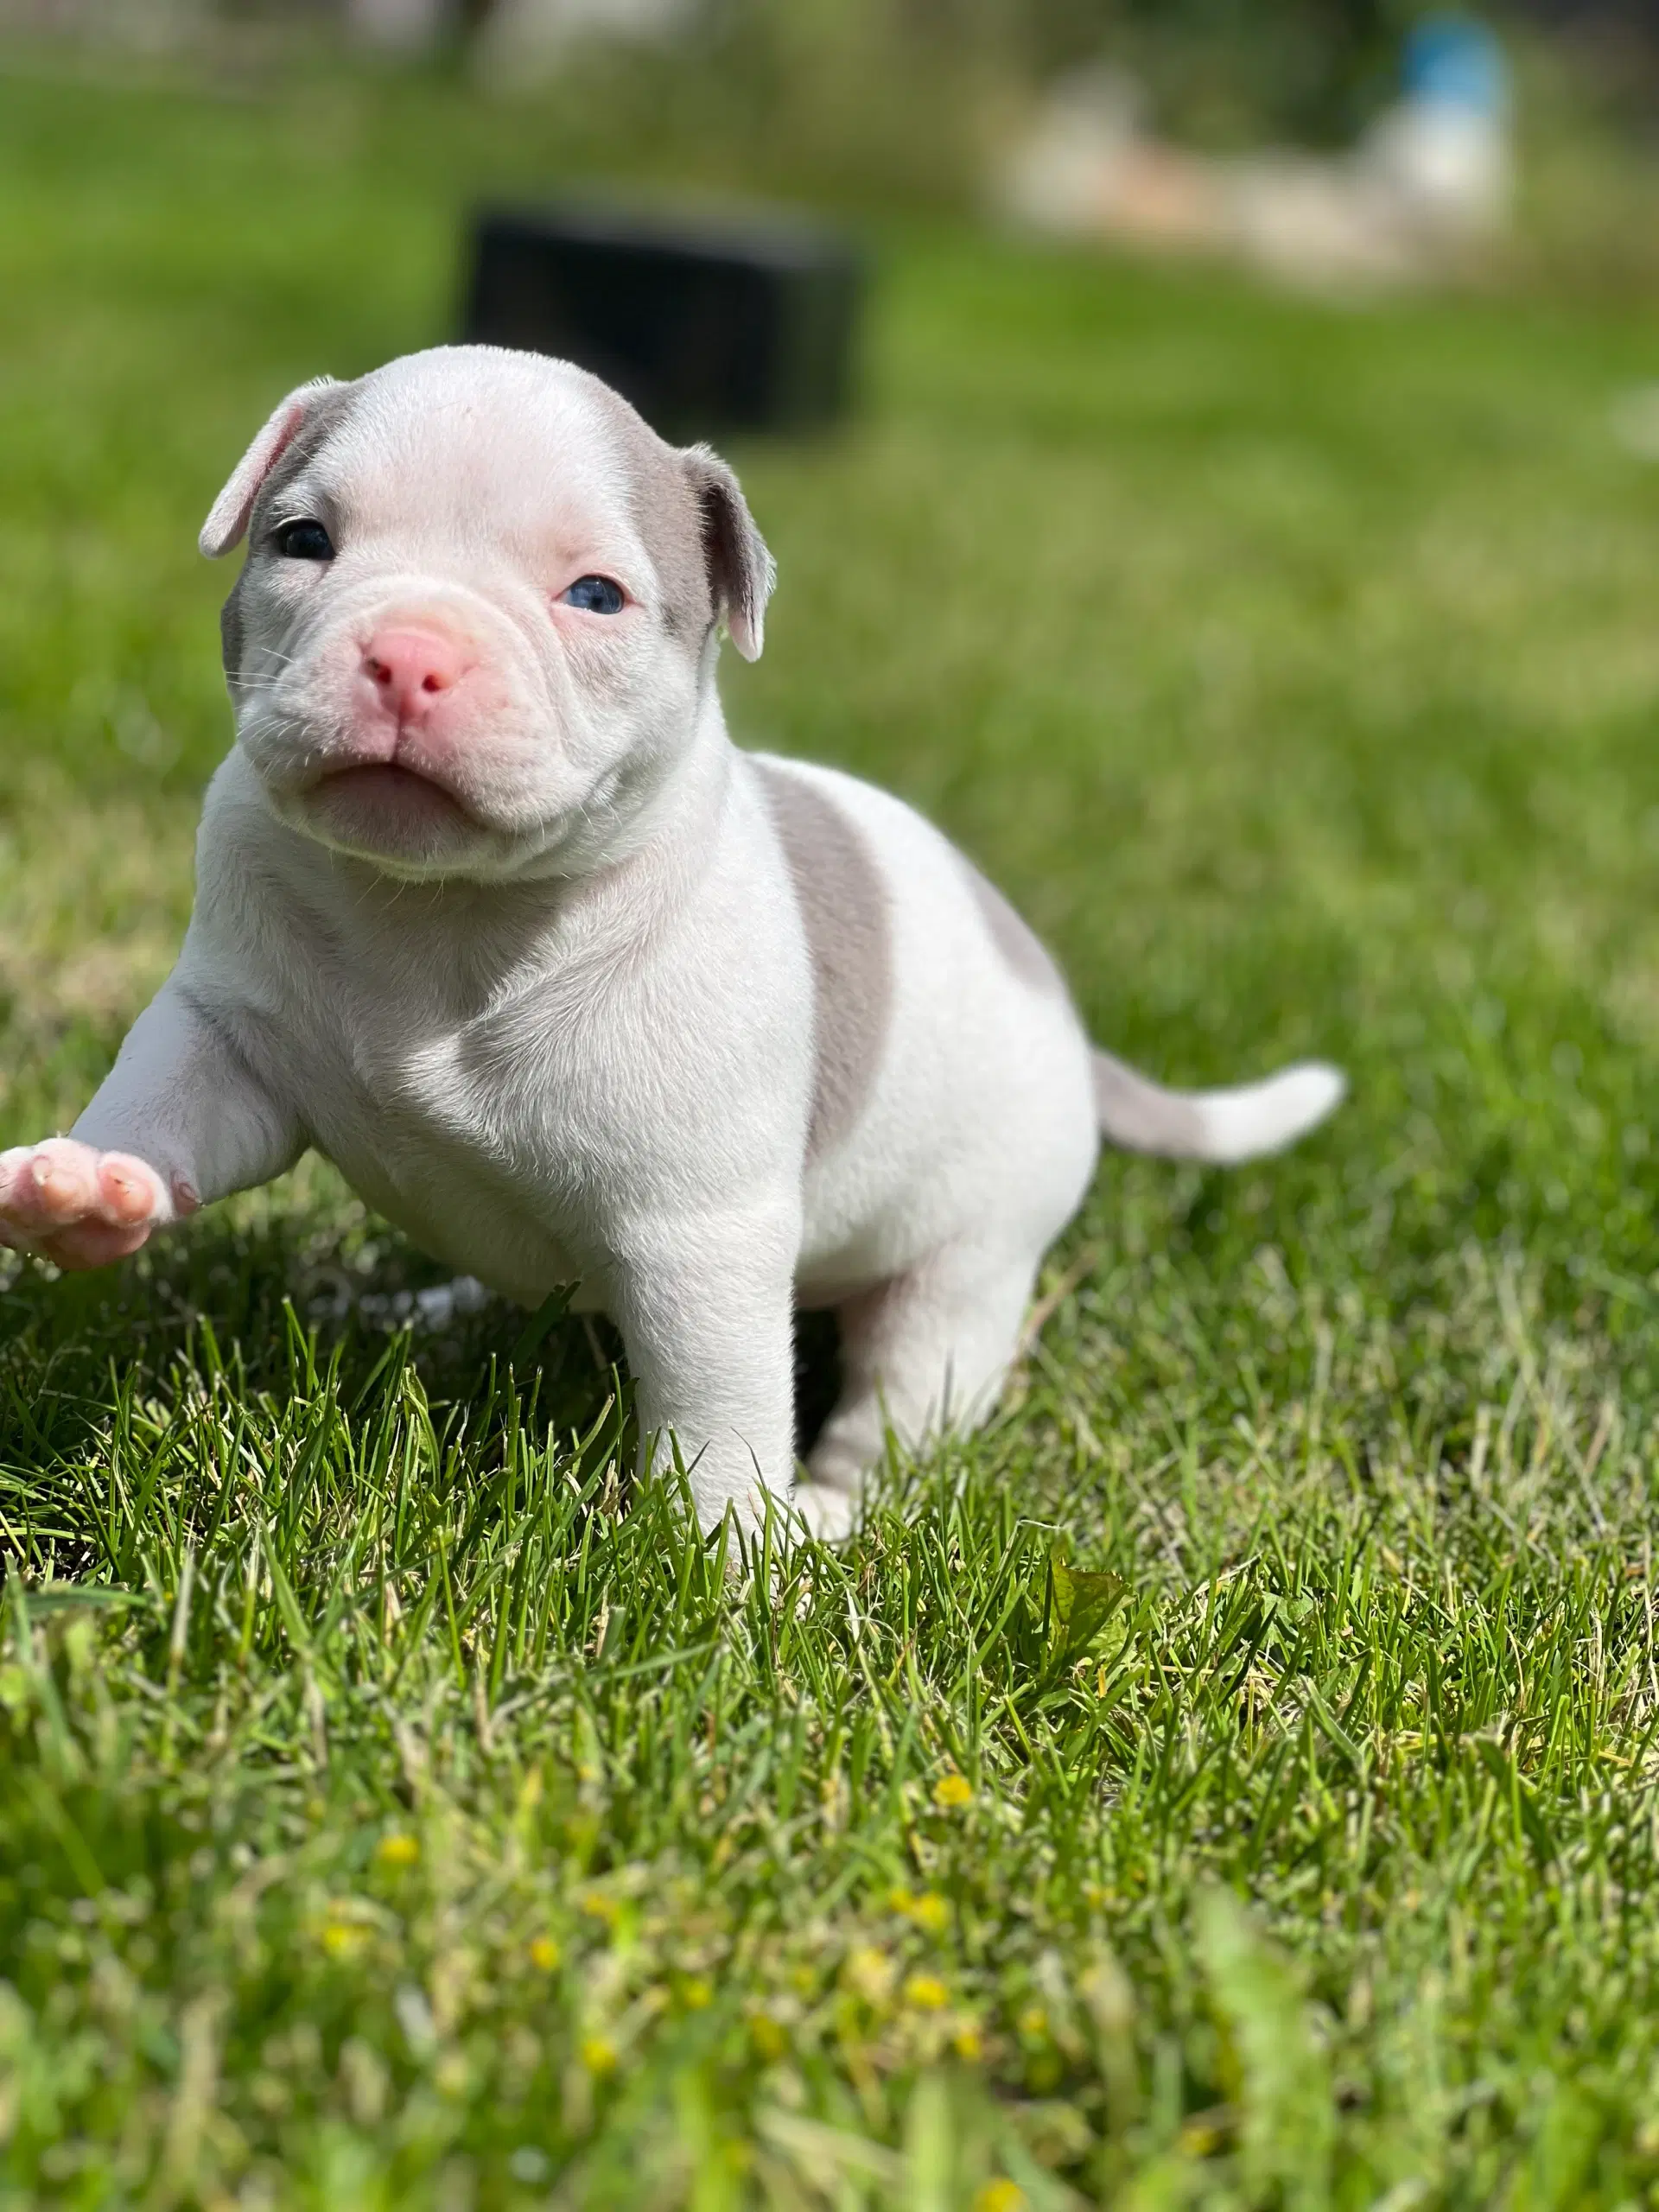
left=683, top=446, right=776, bottom=662
left=200, top=377, right=340, bottom=559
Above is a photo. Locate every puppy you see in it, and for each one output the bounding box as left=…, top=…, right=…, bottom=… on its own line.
left=0, top=347, right=1342, bottom=1539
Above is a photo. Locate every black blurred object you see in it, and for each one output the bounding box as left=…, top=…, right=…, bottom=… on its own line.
left=462, top=200, right=863, bottom=440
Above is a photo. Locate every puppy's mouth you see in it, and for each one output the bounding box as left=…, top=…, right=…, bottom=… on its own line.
left=307, top=761, right=477, bottom=841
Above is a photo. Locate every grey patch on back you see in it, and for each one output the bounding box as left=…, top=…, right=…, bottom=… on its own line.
left=754, top=760, right=892, bottom=1161
left=963, top=861, right=1066, bottom=998
left=1091, top=1049, right=1209, bottom=1156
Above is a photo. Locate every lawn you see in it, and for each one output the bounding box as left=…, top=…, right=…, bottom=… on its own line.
left=5, top=45, right=1659, bottom=2212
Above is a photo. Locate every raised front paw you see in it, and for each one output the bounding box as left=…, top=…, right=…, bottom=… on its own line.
left=0, top=1140, right=181, bottom=1270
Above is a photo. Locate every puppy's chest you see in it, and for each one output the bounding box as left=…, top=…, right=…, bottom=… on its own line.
left=279, top=954, right=621, bottom=1289
left=312, top=981, right=592, bottom=1187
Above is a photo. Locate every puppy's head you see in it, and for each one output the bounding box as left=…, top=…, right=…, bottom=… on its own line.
left=203, top=346, right=773, bottom=881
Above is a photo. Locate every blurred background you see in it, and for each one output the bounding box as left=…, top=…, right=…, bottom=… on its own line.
left=5, top=0, right=1659, bottom=1313
left=4, top=0, right=1659, bottom=260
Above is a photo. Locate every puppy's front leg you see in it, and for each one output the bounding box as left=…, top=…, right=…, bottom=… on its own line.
left=0, top=977, right=302, bottom=1270
left=609, top=1202, right=798, bottom=1539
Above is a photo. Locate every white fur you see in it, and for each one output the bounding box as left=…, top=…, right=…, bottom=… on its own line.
left=1182, top=1063, right=1347, bottom=1166
left=0, top=347, right=1344, bottom=1541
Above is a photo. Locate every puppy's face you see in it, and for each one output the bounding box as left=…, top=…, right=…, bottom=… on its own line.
left=205, top=347, right=772, bottom=882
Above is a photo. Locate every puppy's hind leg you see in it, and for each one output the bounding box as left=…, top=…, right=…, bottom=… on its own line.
left=794, top=1242, right=1039, bottom=1537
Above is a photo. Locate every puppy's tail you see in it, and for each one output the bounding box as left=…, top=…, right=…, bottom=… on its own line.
left=1093, top=1049, right=1344, bottom=1166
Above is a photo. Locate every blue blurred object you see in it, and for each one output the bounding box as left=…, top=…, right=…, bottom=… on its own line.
left=1402, top=16, right=1510, bottom=115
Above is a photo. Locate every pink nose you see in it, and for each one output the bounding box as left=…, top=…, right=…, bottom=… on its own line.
left=361, top=628, right=467, bottom=722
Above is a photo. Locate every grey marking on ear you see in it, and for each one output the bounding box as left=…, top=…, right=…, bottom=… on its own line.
left=220, top=567, right=247, bottom=683
left=618, top=428, right=712, bottom=645
left=755, top=760, right=892, bottom=1160
left=248, top=379, right=362, bottom=540
left=201, top=376, right=336, bottom=557
left=213, top=381, right=360, bottom=693
left=963, top=861, right=1066, bottom=997
left=684, top=446, right=775, bottom=661
left=574, top=374, right=771, bottom=660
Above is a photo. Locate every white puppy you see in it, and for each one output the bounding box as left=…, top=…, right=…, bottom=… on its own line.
left=0, top=347, right=1342, bottom=1540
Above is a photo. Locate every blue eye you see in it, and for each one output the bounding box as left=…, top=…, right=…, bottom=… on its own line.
left=275, top=518, right=334, bottom=562
left=561, top=575, right=626, bottom=615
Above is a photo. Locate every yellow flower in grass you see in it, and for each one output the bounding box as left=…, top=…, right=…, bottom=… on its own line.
left=932, top=1774, right=974, bottom=1810
left=579, top=1890, right=619, bottom=1927
left=580, top=2034, right=617, bottom=2075
left=954, top=2023, right=984, bottom=2063
left=975, top=2184, right=1025, bottom=2212
left=1017, top=2005, right=1048, bottom=2039
left=529, top=1936, right=560, bottom=1973
left=321, top=1920, right=368, bottom=1961
left=904, top=1973, right=949, bottom=2012
left=681, top=1977, right=713, bottom=2011
left=374, top=1833, right=419, bottom=1869
left=889, top=1887, right=951, bottom=1934
left=750, top=2012, right=789, bottom=2061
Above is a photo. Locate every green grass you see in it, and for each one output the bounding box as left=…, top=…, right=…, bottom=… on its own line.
left=7, top=48, right=1659, bottom=2212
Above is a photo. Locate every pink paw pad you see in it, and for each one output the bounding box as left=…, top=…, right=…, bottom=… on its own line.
left=0, top=1141, right=169, bottom=1270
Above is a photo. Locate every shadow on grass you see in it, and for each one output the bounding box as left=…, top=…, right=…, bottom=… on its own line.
left=0, top=1211, right=849, bottom=1582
